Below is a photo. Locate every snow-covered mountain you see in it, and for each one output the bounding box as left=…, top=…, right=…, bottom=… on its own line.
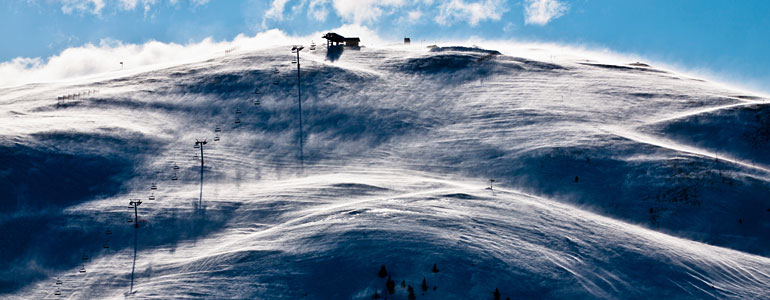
left=1, top=44, right=769, bottom=299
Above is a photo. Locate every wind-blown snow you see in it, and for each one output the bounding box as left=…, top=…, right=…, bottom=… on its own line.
left=1, top=44, right=768, bottom=299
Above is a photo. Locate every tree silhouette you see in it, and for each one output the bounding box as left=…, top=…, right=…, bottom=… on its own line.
left=378, top=265, right=388, bottom=278
left=408, top=285, right=416, bottom=300
left=386, top=276, right=395, bottom=294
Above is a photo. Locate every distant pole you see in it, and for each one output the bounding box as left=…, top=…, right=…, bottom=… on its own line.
left=196, top=139, right=207, bottom=208
left=129, top=199, right=142, bottom=228
left=292, top=45, right=305, bottom=173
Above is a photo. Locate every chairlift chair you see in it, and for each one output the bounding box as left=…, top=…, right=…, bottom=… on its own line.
left=173, top=163, right=180, bottom=170
left=194, top=154, right=199, bottom=160
left=292, top=60, right=297, bottom=64
left=171, top=173, right=178, bottom=181
left=253, top=99, right=260, bottom=106
left=273, top=80, right=279, bottom=85
left=56, top=278, right=62, bottom=285
left=215, top=127, right=221, bottom=133
left=194, top=143, right=200, bottom=149
left=127, top=217, right=133, bottom=223
left=79, top=266, right=86, bottom=273
left=104, top=242, right=111, bottom=248
left=149, top=193, right=155, bottom=201
left=235, top=108, right=242, bottom=114
left=255, top=88, right=262, bottom=94
left=105, top=229, right=112, bottom=235
left=81, top=254, right=88, bottom=261
left=151, top=183, right=157, bottom=190
left=214, top=135, right=220, bottom=142
left=55, top=288, right=62, bottom=296
left=234, top=118, right=241, bottom=124
left=273, top=68, right=279, bottom=74
left=310, top=41, right=316, bottom=50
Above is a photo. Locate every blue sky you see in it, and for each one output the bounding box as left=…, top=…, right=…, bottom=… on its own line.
left=2, top=0, right=769, bottom=90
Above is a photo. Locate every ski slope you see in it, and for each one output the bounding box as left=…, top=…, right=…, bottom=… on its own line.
left=1, top=44, right=769, bottom=299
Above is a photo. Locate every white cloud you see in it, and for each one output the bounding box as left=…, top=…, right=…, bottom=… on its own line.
left=435, top=0, right=506, bottom=26
left=308, top=0, right=330, bottom=21
left=407, top=10, right=422, bottom=22
left=331, top=0, right=407, bottom=24
left=524, top=0, right=568, bottom=26
left=60, top=0, right=105, bottom=15
left=55, top=0, right=208, bottom=16
left=265, top=0, right=292, bottom=21
left=118, top=0, right=137, bottom=9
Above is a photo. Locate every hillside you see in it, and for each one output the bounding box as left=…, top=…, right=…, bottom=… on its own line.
left=1, top=44, right=769, bottom=299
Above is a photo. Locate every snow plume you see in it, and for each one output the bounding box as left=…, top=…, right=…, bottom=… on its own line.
left=0, top=25, right=383, bottom=88
left=524, top=0, right=568, bottom=26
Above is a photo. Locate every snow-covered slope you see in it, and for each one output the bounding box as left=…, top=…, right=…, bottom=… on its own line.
left=1, top=44, right=769, bottom=299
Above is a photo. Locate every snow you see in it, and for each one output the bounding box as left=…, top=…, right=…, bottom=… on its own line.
left=1, top=44, right=769, bottom=299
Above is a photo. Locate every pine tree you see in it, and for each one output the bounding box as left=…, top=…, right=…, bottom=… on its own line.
left=386, top=276, right=395, bottom=294
left=401, top=280, right=406, bottom=288
left=378, top=265, right=388, bottom=278
left=408, top=285, right=416, bottom=300
left=432, top=264, right=439, bottom=273
left=372, top=290, right=381, bottom=299
left=421, top=277, right=428, bottom=292
left=494, top=288, right=501, bottom=300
